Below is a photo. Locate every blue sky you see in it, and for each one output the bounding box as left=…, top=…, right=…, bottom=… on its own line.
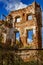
left=0, top=0, right=43, bottom=47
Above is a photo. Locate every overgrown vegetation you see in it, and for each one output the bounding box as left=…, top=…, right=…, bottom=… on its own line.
left=0, top=50, right=43, bottom=65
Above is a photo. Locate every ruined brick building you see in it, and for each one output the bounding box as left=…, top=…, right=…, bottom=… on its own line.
left=0, top=2, right=43, bottom=63
left=0, top=2, right=42, bottom=49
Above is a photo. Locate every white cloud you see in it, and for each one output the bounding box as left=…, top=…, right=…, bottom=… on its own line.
left=0, top=0, right=27, bottom=11
left=0, top=0, right=27, bottom=12
left=0, top=0, right=20, bottom=3
left=5, top=2, right=27, bottom=11
left=27, top=38, right=33, bottom=43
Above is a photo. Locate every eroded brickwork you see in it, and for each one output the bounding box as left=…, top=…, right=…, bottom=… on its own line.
left=0, top=2, right=42, bottom=63
left=0, top=2, right=42, bottom=49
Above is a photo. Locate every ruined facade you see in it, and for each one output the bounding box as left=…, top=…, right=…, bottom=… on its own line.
left=0, top=2, right=43, bottom=63
left=0, top=2, right=42, bottom=49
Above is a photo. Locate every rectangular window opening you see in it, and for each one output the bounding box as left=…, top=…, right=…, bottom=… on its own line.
left=15, top=32, right=20, bottom=44
left=27, top=14, right=32, bottom=20
left=27, top=30, right=33, bottom=44
left=15, top=16, right=21, bottom=22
